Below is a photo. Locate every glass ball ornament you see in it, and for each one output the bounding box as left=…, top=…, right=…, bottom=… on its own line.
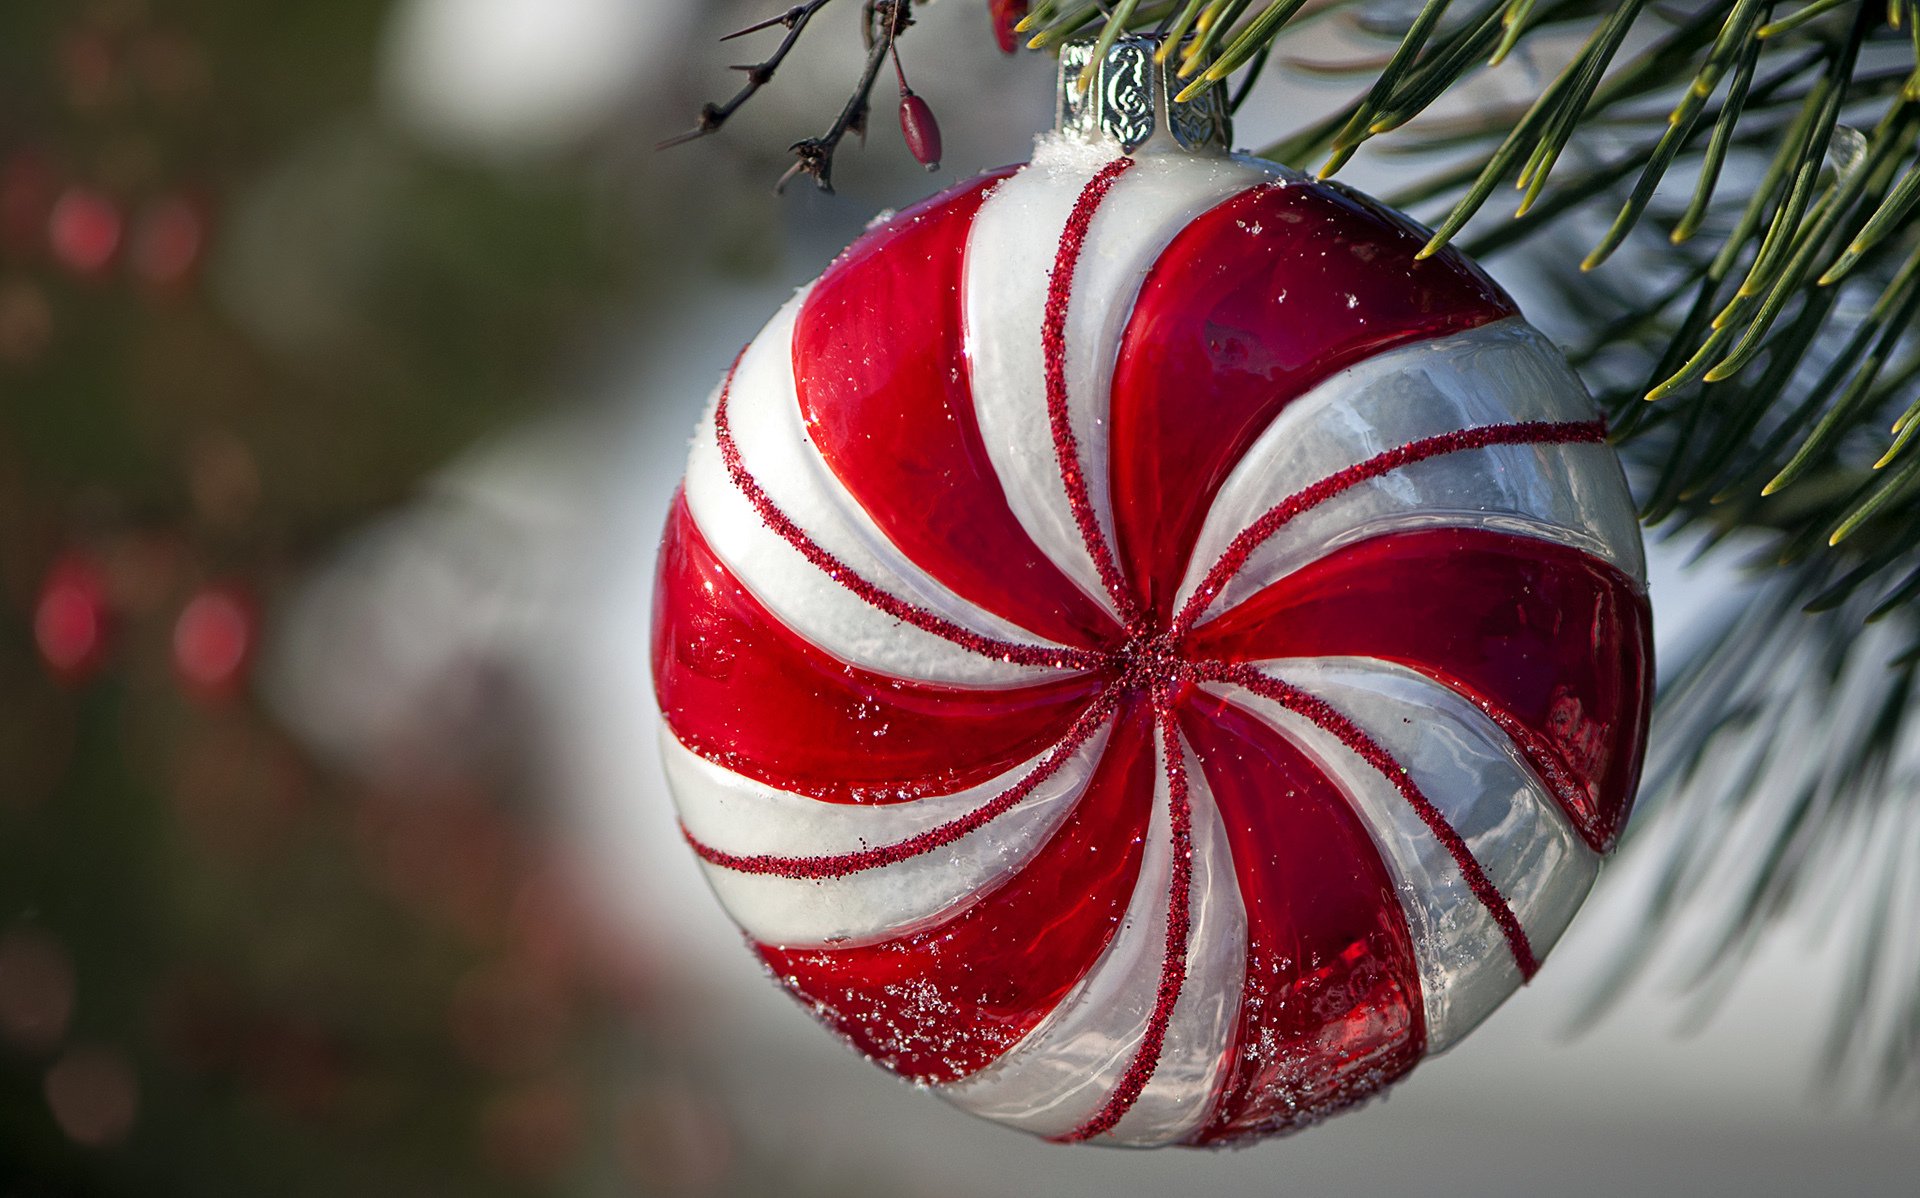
left=651, top=35, right=1651, bottom=1147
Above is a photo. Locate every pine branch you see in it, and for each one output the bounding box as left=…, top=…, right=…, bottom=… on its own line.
left=1251, top=3, right=1920, bottom=621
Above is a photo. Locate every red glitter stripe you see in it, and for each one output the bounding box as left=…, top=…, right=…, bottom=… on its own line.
left=1198, top=660, right=1540, bottom=979
left=1055, top=697, right=1194, bottom=1143
left=711, top=357, right=1103, bottom=672
left=1043, top=156, right=1141, bottom=623
left=1419, top=665, right=1600, bottom=853
left=682, top=689, right=1118, bottom=880
left=1172, top=419, right=1608, bottom=636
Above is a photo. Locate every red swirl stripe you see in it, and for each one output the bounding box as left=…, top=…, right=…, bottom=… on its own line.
left=1172, top=419, right=1609, bottom=637
left=792, top=169, right=1121, bottom=649
left=1190, top=525, right=1653, bottom=852
left=754, top=699, right=1160, bottom=1084
left=712, top=356, right=1105, bottom=673
left=1196, top=659, right=1540, bottom=978
left=680, top=688, right=1119, bottom=879
left=654, top=492, right=1105, bottom=804
left=1179, top=697, right=1424, bottom=1144
left=1107, top=179, right=1518, bottom=620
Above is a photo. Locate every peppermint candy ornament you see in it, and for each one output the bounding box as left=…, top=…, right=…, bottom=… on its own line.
left=653, top=38, right=1651, bottom=1147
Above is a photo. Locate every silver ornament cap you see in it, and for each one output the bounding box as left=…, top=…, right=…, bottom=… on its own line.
left=1056, top=34, right=1232, bottom=154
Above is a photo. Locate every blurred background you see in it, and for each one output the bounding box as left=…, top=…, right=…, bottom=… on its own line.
left=0, top=1, right=1915, bottom=1195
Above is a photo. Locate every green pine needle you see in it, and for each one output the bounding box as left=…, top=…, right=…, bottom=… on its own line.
left=1076, top=0, right=1142, bottom=93
left=1491, top=0, right=1540, bottom=66
left=1179, top=0, right=1310, bottom=98
left=1157, top=1, right=1211, bottom=61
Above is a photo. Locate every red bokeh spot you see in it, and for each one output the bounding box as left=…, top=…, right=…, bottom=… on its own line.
left=34, top=554, right=112, bottom=685
left=48, top=187, right=122, bottom=275
left=173, top=586, right=255, bottom=701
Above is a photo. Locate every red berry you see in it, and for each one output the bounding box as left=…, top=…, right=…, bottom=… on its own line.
left=899, top=92, right=942, bottom=170
left=34, top=554, right=112, bottom=685
left=991, top=1, right=1029, bottom=55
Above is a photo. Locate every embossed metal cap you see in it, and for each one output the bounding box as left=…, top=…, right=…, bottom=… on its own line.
left=1056, top=34, right=1232, bottom=155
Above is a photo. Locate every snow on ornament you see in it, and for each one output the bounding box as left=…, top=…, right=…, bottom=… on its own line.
left=651, top=35, right=1651, bottom=1147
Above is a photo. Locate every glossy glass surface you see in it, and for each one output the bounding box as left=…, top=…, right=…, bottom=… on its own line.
left=1179, top=699, right=1424, bottom=1142
left=757, top=696, right=1156, bottom=1083
left=793, top=170, right=1118, bottom=649
left=1192, top=526, right=1653, bottom=850
left=654, top=151, right=1651, bottom=1146
left=1108, top=180, right=1516, bottom=620
left=652, top=493, right=1103, bottom=804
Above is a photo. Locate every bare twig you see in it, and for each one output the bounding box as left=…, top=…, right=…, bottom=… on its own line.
left=780, top=1, right=914, bottom=192
left=656, top=1, right=839, bottom=151
left=662, top=0, right=920, bottom=192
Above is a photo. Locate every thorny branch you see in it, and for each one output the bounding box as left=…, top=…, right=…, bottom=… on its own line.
left=783, top=1, right=911, bottom=192
left=655, top=2, right=837, bottom=151
left=660, top=0, right=918, bottom=193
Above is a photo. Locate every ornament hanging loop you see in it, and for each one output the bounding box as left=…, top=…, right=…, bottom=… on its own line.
left=1056, top=34, right=1232, bottom=156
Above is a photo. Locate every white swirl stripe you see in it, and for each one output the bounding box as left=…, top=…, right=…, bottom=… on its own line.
left=939, top=721, right=1246, bottom=1146
left=1177, top=319, right=1646, bottom=619
left=1103, top=730, right=1244, bottom=1145
left=965, top=139, right=1281, bottom=620
left=1204, top=658, right=1600, bottom=1052
left=664, top=715, right=1117, bottom=949
left=684, top=292, right=1068, bottom=689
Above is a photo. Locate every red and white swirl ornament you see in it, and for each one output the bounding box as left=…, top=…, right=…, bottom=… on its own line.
left=652, top=135, right=1652, bottom=1146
